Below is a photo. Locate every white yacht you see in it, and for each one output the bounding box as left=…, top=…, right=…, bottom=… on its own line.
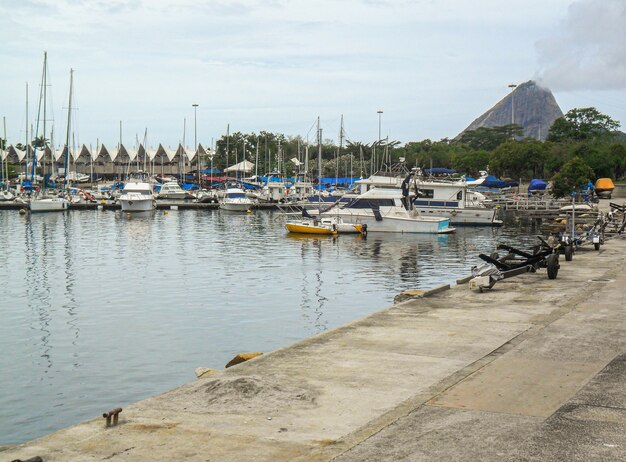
left=219, top=187, right=255, bottom=212
left=355, top=172, right=501, bottom=226
left=119, top=178, right=155, bottom=212
left=157, top=181, right=191, bottom=200
left=318, top=187, right=454, bottom=234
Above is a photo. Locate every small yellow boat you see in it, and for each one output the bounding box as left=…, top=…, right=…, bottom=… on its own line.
left=285, top=219, right=337, bottom=235
left=595, top=178, right=615, bottom=199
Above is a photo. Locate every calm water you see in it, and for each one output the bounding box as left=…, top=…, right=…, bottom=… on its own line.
left=0, top=208, right=540, bottom=444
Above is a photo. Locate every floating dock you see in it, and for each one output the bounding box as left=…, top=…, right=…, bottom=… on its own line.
left=3, top=233, right=626, bottom=461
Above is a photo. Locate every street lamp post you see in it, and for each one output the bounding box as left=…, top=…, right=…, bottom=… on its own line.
left=508, top=84, right=517, bottom=125
left=377, top=110, right=383, bottom=173
left=192, top=103, right=199, bottom=186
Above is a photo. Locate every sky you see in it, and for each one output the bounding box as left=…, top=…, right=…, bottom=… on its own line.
left=1, top=0, right=625, bottom=149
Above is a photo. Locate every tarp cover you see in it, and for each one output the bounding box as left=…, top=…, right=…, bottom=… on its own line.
left=528, top=179, right=547, bottom=191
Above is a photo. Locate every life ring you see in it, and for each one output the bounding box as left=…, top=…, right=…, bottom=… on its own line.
left=450, top=210, right=458, bottom=216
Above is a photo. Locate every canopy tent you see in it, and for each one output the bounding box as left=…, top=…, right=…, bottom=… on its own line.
left=4, top=145, right=28, bottom=163
left=126, top=148, right=139, bottom=163
left=152, top=144, right=170, bottom=164
left=34, top=146, right=47, bottom=162
left=115, top=144, right=131, bottom=165
left=53, top=145, right=68, bottom=163
left=224, top=160, right=254, bottom=173
left=181, top=145, right=197, bottom=163
left=73, top=145, right=93, bottom=164
left=142, top=145, right=159, bottom=162
left=97, top=144, right=118, bottom=163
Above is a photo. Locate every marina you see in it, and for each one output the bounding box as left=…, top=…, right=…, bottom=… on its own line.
left=1, top=2, right=625, bottom=459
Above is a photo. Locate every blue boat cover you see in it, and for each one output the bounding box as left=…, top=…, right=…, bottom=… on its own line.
left=528, top=179, right=547, bottom=191
left=481, top=175, right=507, bottom=189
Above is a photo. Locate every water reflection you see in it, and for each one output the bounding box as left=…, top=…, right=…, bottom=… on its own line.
left=24, top=214, right=54, bottom=372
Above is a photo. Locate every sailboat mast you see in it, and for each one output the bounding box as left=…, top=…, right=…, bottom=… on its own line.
left=317, top=116, right=322, bottom=213
left=42, top=53, right=47, bottom=183
left=2, top=117, right=6, bottom=187
left=226, top=123, right=230, bottom=169
left=25, top=83, right=28, bottom=181
left=64, top=69, right=73, bottom=191
left=31, top=52, right=47, bottom=183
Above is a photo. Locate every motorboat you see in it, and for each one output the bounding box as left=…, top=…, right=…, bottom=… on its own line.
left=411, top=178, right=502, bottom=226
left=317, top=187, right=455, bottom=234
left=157, top=181, right=192, bottom=200
left=354, top=171, right=500, bottom=226
left=119, top=177, right=155, bottom=212
left=196, top=189, right=219, bottom=203
left=257, top=173, right=287, bottom=203
left=219, top=187, right=255, bottom=212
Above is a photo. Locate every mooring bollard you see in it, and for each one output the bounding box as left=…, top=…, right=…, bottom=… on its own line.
left=103, top=408, right=123, bottom=427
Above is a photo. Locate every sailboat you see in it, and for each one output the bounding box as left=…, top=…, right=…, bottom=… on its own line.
left=285, top=118, right=365, bottom=235
left=30, top=53, right=71, bottom=212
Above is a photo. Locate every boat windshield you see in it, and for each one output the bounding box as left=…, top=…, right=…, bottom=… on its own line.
left=343, top=198, right=395, bottom=208
left=227, top=193, right=247, bottom=198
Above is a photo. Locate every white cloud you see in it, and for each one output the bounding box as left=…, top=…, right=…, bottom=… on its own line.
left=535, top=0, right=626, bottom=91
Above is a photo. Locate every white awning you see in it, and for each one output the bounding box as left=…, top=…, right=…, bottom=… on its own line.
left=224, top=160, right=254, bottom=173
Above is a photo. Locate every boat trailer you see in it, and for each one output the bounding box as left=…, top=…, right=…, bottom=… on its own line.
left=469, top=238, right=560, bottom=292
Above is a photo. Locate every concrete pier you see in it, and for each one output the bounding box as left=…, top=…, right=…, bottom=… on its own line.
left=3, top=237, right=625, bottom=461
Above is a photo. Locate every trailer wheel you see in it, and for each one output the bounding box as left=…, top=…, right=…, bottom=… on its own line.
left=547, top=254, right=559, bottom=280
left=594, top=242, right=600, bottom=251
left=564, top=244, right=573, bottom=261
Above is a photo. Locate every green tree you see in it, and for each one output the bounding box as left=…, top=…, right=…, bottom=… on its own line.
left=451, top=149, right=490, bottom=177
left=547, top=107, right=620, bottom=142
left=551, top=156, right=595, bottom=198
left=32, top=135, right=50, bottom=149
left=458, top=124, right=524, bottom=151
left=490, top=140, right=547, bottom=179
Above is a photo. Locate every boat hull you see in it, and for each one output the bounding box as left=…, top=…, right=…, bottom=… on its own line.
left=321, top=210, right=454, bottom=234
left=285, top=222, right=337, bottom=235
left=29, top=197, right=71, bottom=212
left=120, top=198, right=155, bottom=212
left=220, top=201, right=252, bottom=212
left=157, top=192, right=189, bottom=200
left=413, top=206, right=502, bottom=226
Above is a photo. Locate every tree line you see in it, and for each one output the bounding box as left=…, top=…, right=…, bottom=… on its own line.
left=3, top=107, right=624, bottom=197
